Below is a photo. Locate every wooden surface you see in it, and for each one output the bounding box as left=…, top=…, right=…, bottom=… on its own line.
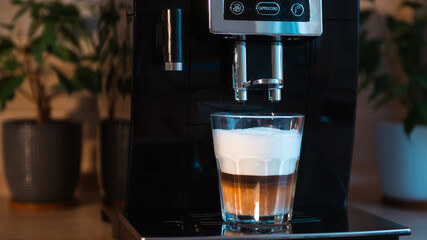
left=10, top=199, right=78, bottom=211
left=0, top=174, right=114, bottom=240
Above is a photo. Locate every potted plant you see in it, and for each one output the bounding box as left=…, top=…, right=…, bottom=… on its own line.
left=97, top=0, right=131, bottom=214
left=0, top=0, right=95, bottom=210
left=359, top=0, right=427, bottom=207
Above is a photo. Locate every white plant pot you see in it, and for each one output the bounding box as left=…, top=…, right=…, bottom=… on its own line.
left=377, top=122, right=427, bottom=202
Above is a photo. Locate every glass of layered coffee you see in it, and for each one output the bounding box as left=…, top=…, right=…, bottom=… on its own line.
left=210, top=113, right=304, bottom=225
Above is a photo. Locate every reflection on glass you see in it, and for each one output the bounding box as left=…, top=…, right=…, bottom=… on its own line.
left=221, top=222, right=292, bottom=236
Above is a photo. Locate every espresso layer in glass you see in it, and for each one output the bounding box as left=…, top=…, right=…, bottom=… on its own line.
left=220, top=172, right=296, bottom=217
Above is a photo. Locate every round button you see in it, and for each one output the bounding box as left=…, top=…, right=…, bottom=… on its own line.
left=291, top=3, right=304, bottom=17
left=230, top=1, right=244, bottom=15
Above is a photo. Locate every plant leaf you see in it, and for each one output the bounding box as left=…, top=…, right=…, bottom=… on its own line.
left=401, top=0, right=423, bottom=9
left=60, top=26, right=80, bottom=49
left=105, top=66, right=114, bottom=92
left=419, top=100, right=427, bottom=126
left=368, top=75, right=390, bottom=101
left=13, top=4, right=29, bottom=22
left=28, top=19, right=42, bottom=37
left=412, top=73, right=427, bottom=90
left=359, top=37, right=382, bottom=73
left=118, top=77, right=132, bottom=98
left=51, top=45, right=78, bottom=62
left=2, top=58, right=19, bottom=71
left=99, top=0, right=120, bottom=26
left=0, top=37, right=15, bottom=55
left=404, top=106, right=420, bottom=136
left=47, top=2, right=79, bottom=19
left=374, top=93, right=393, bottom=109
left=360, top=10, right=374, bottom=26
left=51, top=66, right=73, bottom=93
left=74, top=66, right=100, bottom=94
left=30, top=3, right=42, bottom=19
left=0, top=22, right=14, bottom=30
left=0, top=75, right=25, bottom=109
left=30, top=37, right=45, bottom=67
left=387, top=15, right=411, bottom=34
left=11, top=0, right=23, bottom=5
left=391, top=83, right=408, bottom=96
left=42, top=21, right=57, bottom=47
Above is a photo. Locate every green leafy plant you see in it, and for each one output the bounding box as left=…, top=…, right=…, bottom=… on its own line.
left=359, top=0, right=427, bottom=135
left=0, top=0, right=99, bottom=124
left=98, top=0, right=132, bottom=120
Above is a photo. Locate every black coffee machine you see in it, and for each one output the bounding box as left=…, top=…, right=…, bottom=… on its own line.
left=116, top=0, right=411, bottom=239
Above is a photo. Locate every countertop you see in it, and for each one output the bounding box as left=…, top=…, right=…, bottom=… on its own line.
left=0, top=174, right=114, bottom=240
left=0, top=160, right=426, bottom=240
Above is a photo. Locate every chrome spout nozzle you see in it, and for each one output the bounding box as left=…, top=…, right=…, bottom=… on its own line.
left=232, top=37, right=284, bottom=102
left=270, top=40, right=283, bottom=102
left=165, top=62, right=183, bottom=71
left=269, top=89, right=282, bottom=102
left=232, top=39, right=247, bottom=102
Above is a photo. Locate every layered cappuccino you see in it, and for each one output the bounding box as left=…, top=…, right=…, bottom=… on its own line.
left=212, top=127, right=302, bottom=223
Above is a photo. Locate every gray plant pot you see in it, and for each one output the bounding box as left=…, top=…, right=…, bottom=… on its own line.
left=377, top=122, right=427, bottom=205
left=100, top=120, right=130, bottom=204
left=2, top=120, right=81, bottom=203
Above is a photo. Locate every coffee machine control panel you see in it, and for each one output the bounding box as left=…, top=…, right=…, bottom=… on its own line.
left=225, top=0, right=309, bottom=22
left=209, top=0, right=322, bottom=36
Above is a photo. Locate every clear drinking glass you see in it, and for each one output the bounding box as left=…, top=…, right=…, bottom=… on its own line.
left=210, top=112, right=304, bottom=225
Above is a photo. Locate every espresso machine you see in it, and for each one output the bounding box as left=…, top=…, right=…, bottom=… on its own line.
left=116, top=0, right=411, bottom=239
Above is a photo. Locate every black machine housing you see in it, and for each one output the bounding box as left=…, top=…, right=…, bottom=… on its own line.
left=128, top=0, right=356, bottom=212
left=116, top=0, right=411, bottom=239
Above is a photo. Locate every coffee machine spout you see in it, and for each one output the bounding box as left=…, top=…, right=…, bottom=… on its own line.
left=232, top=37, right=284, bottom=103
left=232, top=38, right=247, bottom=102
left=270, top=38, right=283, bottom=102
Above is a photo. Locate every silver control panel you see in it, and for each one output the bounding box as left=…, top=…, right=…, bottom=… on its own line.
left=209, top=0, right=322, bottom=36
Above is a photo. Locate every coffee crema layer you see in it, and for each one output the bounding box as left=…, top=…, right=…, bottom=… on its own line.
left=212, top=127, right=302, bottom=176
left=220, top=172, right=296, bottom=217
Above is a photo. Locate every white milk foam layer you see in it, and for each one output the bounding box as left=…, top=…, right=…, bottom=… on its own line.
left=213, top=127, right=302, bottom=176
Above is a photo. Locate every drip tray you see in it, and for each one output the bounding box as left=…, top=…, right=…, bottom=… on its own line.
left=118, top=206, right=410, bottom=239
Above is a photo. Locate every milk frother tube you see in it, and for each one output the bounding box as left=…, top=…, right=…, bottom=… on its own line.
left=270, top=37, right=283, bottom=102
left=232, top=37, right=247, bottom=102
left=162, top=8, right=183, bottom=71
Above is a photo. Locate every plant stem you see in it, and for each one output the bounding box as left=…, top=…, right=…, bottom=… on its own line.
left=108, top=88, right=116, bottom=121
left=108, top=63, right=118, bottom=121
left=17, top=88, right=33, bottom=102
left=34, top=68, right=51, bottom=124
left=22, top=47, right=50, bottom=124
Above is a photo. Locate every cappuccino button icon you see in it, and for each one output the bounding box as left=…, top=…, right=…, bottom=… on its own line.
left=291, top=3, right=304, bottom=17
left=230, top=1, right=244, bottom=15
left=256, top=2, right=281, bottom=16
